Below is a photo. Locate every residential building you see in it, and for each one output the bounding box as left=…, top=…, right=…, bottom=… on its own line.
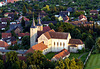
left=51, top=49, right=70, bottom=61
left=78, top=14, right=87, bottom=21
left=90, top=10, right=98, bottom=15
left=0, top=40, right=9, bottom=49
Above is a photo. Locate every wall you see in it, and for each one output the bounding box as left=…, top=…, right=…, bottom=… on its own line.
left=30, top=28, right=37, bottom=47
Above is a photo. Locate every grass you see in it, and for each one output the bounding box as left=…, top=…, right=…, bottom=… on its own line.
left=69, top=53, right=82, bottom=59
left=69, top=53, right=88, bottom=62
left=45, top=52, right=57, bottom=60
left=85, top=54, right=100, bottom=69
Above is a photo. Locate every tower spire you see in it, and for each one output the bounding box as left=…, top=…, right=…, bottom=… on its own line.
left=33, top=16, right=36, bottom=27
left=38, top=13, right=41, bottom=25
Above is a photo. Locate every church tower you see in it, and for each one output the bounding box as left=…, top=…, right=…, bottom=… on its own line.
left=37, top=14, right=43, bottom=31
left=30, top=16, right=37, bottom=47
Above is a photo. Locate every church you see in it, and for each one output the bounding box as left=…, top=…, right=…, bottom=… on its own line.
left=29, top=14, right=85, bottom=55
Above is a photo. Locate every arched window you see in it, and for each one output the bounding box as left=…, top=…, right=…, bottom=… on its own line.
left=63, top=43, right=65, bottom=46
left=57, top=42, right=59, bottom=46
left=60, top=42, right=62, bottom=46
left=54, top=42, right=55, bottom=46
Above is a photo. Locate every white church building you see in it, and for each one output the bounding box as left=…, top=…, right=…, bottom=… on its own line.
left=28, top=14, right=85, bottom=55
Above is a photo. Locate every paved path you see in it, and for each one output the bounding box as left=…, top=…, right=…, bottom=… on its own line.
left=78, top=53, right=87, bottom=59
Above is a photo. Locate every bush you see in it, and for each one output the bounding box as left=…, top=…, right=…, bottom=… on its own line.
left=78, top=48, right=85, bottom=53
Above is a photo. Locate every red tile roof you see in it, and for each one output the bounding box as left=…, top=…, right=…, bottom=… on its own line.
left=63, top=16, right=69, bottom=22
left=69, top=39, right=84, bottom=44
left=18, top=33, right=29, bottom=37
left=79, top=14, right=87, bottom=21
left=53, top=49, right=70, bottom=60
left=7, top=0, right=18, bottom=3
left=90, top=10, right=98, bottom=14
left=43, top=26, right=51, bottom=32
left=0, top=41, right=9, bottom=47
left=4, top=12, right=19, bottom=15
left=18, top=16, right=29, bottom=22
left=26, top=42, right=48, bottom=54
left=2, top=33, right=11, bottom=39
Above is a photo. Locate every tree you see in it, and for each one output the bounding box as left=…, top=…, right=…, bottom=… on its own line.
left=14, top=12, right=18, bottom=20
left=28, top=65, right=37, bottom=69
left=23, top=5, right=27, bottom=14
left=22, top=36, right=30, bottom=49
left=22, top=61, right=27, bottom=69
left=0, top=60, right=4, bottom=69
left=95, top=37, right=100, bottom=49
left=5, top=51, right=19, bottom=69
left=21, top=17, right=25, bottom=28
left=71, top=28, right=81, bottom=39
left=49, top=23, right=55, bottom=29
left=89, top=17, right=93, bottom=21
left=55, top=59, right=65, bottom=69
left=26, top=50, right=46, bottom=68
left=85, top=36, right=94, bottom=49
left=81, top=33, right=88, bottom=41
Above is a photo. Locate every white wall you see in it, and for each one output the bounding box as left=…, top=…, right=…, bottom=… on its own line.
left=51, top=39, right=68, bottom=52
left=0, top=47, right=5, bottom=49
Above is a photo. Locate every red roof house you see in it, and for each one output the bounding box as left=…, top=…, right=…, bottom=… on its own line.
left=78, top=14, right=87, bottom=21
left=2, top=33, right=11, bottom=39
left=51, top=49, right=70, bottom=61
left=43, top=26, right=51, bottom=32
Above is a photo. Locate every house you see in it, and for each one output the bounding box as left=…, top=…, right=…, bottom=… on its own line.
left=0, top=1, right=6, bottom=7
left=69, top=20, right=93, bottom=27
left=68, top=39, right=85, bottom=52
left=59, top=11, right=70, bottom=16
left=0, top=24, right=7, bottom=30
left=2, top=33, right=11, bottom=39
left=7, top=0, right=19, bottom=3
left=90, top=10, right=98, bottom=15
left=1, top=18, right=11, bottom=24
left=6, top=23, right=21, bottom=33
left=58, top=15, right=69, bottom=22
left=51, top=49, right=70, bottom=61
left=0, top=40, right=9, bottom=49
left=14, top=26, right=22, bottom=34
left=4, top=12, right=19, bottom=17
left=18, top=33, right=29, bottom=40
left=2, top=37, right=17, bottom=45
left=26, top=42, right=48, bottom=55
left=18, top=16, right=29, bottom=22
left=10, top=22, right=16, bottom=24
left=67, top=7, right=75, bottom=12
left=41, top=21, right=57, bottom=26
left=58, top=15, right=63, bottom=21
left=78, top=14, right=87, bottom=21
left=4, top=12, right=19, bottom=20
left=30, top=15, right=85, bottom=55
left=63, top=16, right=69, bottom=22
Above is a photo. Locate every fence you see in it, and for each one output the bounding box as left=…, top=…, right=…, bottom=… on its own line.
left=83, top=46, right=94, bottom=66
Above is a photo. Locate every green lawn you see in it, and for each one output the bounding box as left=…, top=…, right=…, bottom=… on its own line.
left=69, top=53, right=82, bottom=59
left=45, top=52, right=57, bottom=60
left=69, top=53, right=88, bottom=62
left=85, top=54, right=100, bottom=69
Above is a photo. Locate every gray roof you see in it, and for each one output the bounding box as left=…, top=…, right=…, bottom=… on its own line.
left=0, top=49, right=27, bottom=54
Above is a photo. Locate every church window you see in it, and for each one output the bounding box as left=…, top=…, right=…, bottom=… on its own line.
left=60, top=42, right=62, bottom=46
left=54, top=42, right=55, bottom=46
left=57, top=42, right=59, bottom=46
left=63, top=43, right=65, bottom=47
